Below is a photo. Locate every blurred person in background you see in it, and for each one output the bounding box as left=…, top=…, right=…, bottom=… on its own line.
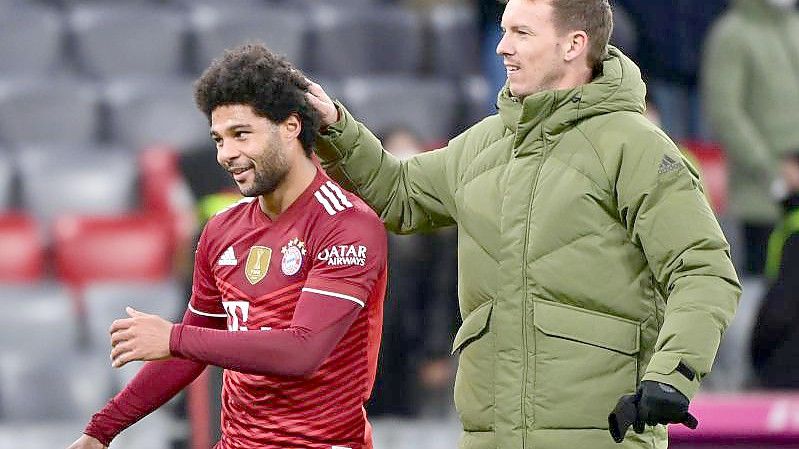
left=368, top=127, right=459, bottom=425
left=69, top=44, right=388, bottom=449
left=750, top=150, right=799, bottom=389
left=702, top=0, right=799, bottom=276
left=306, top=0, right=741, bottom=447
left=616, top=0, right=726, bottom=141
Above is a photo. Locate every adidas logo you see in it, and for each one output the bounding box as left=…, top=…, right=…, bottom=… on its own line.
left=658, top=154, right=683, bottom=175
left=218, top=246, right=237, bottom=266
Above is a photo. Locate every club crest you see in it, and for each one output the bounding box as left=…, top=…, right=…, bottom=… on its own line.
left=245, top=246, right=272, bottom=285
left=281, top=238, right=306, bottom=276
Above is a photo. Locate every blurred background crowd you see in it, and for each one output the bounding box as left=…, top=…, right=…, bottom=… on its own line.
left=0, top=0, right=798, bottom=448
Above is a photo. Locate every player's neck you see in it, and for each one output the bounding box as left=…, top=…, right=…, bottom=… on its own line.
left=258, top=155, right=317, bottom=221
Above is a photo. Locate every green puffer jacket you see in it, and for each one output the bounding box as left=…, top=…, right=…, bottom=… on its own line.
left=316, top=47, right=741, bottom=449
left=702, top=0, right=799, bottom=222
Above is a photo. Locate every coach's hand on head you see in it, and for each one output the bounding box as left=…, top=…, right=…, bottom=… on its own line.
left=67, top=434, right=106, bottom=449
left=109, top=307, right=173, bottom=368
left=304, top=79, right=339, bottom=128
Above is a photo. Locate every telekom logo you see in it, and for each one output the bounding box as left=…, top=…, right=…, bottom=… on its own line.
left=222, top=301, right=249, bottom=332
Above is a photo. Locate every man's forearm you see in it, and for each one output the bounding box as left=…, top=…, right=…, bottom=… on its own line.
left=171, top=309, right=358, bottom=378
left=170, top=295, right=360, bottom=378
left=84, top=311, right=223, bottom=445
left=84, top=357, right=206, bottom=445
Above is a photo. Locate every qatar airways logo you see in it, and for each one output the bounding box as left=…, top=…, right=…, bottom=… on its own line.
left=316, top=244, right=368, bottom=266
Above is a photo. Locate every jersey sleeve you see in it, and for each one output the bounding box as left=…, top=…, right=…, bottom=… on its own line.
left=188, top=225, right=226, bottom=318
left=303, top=209, right=387, bottom=308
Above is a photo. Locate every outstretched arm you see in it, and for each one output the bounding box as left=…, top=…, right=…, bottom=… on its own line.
left=306, top=80, right=458, bottom=234
left=76, top=310, right=225, bottom=447
left=110, top=293, right=361, bottom=378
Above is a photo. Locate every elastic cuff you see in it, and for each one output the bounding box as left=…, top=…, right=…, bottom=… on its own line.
left=169, top=324, right=184, bottom=357
left=315, top=102, right=357, bottom=163
left=83, top=424, right=114, bottom=447
left=642, top=352, right=701, bottom=400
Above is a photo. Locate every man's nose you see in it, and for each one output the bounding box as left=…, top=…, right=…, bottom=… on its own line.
left=217, top=141, right=240, bottom=167
left=496, top=31, right=512, bottom=56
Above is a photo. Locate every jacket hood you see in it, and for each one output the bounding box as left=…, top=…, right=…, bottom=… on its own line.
left=497, top=46, right=646, bottom=140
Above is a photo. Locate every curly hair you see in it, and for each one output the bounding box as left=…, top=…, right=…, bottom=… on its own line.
left=194, top=43, right=320, bottom=156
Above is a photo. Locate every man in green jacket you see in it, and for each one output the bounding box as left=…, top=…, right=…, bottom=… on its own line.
left=702, top=0, right=799, bottom=275
left=307, top=0, right=741, bottom=447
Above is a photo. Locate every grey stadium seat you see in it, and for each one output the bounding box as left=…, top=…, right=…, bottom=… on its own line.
left=105, top=77, right=210, bottom=152
left=0, top=78, right=99, bottom=146
left=191, top=4, right=308, bottom=73
left=0, top=153, right=12, bottom=211
left=429, top=4, right=481, bottom=78
left=306, top=4, right=423, bottom=77
left=69, top=4, right=187, bottom=78
left=16, top=149, right=137, bottom=221
left=0, top=3, right=64, bottom=76
left=84, top=280, right=185, bottom=386
left=340, top=76, right=459, bottom=143
left=0, top=283, right=76, bottom=356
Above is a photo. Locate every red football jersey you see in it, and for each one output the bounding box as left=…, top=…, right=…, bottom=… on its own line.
left=190, top=169, right=387, bottom=449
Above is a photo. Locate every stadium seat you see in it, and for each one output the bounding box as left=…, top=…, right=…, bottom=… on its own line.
left=84, top=280, right=184, bottom=385
left=190, top=4, right=308, bottom=73
left=105, top=77, right=209, bottom=152
left=139, top=147, right=197, bottom=252
left=0, top=77, right=99, bottom=146
left=16, top=149, right=137, bottom=221
left=69, top=4, right=187, bottom=78
left=0, top=283, right=75, bottom=356
left=0, top=153, right=13, bottom=211
left=0, top=214, right=44, bottom=282
left=0, top=3, right=64, bottom=76
left=428, top=4, right=481, bottom=78
left=340, top=76, right=459, bottom=143
left=306, top=4, right=423, bottom=77
left=53, top=214, right=173, bottom=288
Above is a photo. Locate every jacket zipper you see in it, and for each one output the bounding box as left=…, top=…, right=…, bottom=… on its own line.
left=519, top=123, right=553, bottom=443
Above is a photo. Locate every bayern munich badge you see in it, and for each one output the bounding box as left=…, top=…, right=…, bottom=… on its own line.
left=281, top=238, right=306, bottom=276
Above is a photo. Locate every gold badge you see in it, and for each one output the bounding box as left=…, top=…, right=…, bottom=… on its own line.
left=244, top=246, right=272, bottom=285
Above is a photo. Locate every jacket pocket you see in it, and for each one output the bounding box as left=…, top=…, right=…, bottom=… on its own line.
left=532, top=300, right=639, bottom=429
left=452, top=301, right=495, bottom=432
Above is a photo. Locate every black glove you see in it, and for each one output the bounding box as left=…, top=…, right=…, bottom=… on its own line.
left=608, top=380, right=698, bottom=443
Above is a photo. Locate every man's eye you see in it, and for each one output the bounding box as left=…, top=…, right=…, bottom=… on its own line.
left=235, top=131, right=249, bottom=139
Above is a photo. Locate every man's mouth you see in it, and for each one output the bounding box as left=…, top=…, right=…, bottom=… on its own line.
left=228, top=166, right=253, bottom=182
left=505, top=63, right=521, bottom=74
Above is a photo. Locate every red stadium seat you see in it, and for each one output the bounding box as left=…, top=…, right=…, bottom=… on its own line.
left=139, top=146, right=196, bottom=253
left=0, top=213, right=45, bottom=281
left=53, top=214, right=173, bottom=288
left=682, top=140, right=728, bottom=216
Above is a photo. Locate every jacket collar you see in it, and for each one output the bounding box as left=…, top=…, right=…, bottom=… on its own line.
left=496, top=46, right=645, bottom=145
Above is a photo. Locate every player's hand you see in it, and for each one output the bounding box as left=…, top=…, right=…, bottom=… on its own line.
left=608, top=380, right=698, bottom=443
left=66, top=434, right=106, bottom=449
left=304, top=79, right=339, bottom=128
left=109, top=307, right=173, bottom=368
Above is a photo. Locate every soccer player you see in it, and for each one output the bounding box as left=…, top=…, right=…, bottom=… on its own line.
left=68, top=44, right=387, bottom=449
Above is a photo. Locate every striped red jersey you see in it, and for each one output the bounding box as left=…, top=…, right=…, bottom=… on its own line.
left=190, top=169, right=387, bottom=449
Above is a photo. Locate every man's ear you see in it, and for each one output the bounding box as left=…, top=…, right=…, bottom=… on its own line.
left=563, top=30, right=589, bottom=63
left=281, top=113, right=302, bottom=141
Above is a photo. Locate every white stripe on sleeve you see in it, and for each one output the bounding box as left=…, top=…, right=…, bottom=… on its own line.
left=188, top=302, right=228, bottom=318
left=314, top=191, right=337, bottom=215
left=326, top=181, right=354, bottom=208
left=320, top=184, right=345, bottom=211
left=302, top=288, right=365, bottom=307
